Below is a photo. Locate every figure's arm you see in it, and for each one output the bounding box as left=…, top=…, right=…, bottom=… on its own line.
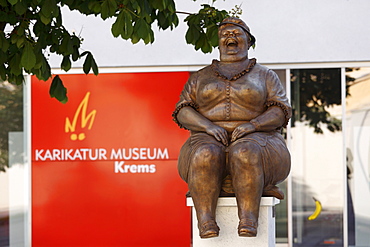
left=231, top=106, right=285, bottom=142
left=250, top=106, right=286, bottom=131
left=173, top=73, right=229, bottom=145
left=177, top=106, right=228, bottom=146
left=231, top=69, right=291, bottom=142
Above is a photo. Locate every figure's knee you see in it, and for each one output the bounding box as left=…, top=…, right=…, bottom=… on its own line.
left=268, top=150, right=291, bottom=184
left=229, top=142, right=261, bottom=168
left=191, top=144, right=224, bottom=170
left=271, top=162, right=291, bottom=185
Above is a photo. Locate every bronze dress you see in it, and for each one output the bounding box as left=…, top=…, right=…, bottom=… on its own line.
left=173, top=58, right=291, bottom=194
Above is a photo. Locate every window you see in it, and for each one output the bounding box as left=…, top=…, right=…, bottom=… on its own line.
left=290, top=68, right=344, bottom=246
left=0, top=81, right=26, bottom=246
left=345, top=67, right=370, bottom=247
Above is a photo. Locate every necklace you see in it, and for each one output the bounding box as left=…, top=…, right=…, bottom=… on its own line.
left=211, top=58, right=256, bottom=81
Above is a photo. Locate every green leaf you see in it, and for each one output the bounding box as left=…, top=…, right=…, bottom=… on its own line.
left=7, top=0, right=18, bottom=5
left=0, top=32, right=9, bottom=52
left=61, top=0, right=74, bottom=6
left=33, top=51, right=44, bottom=70
left=171, top=13, right=179, bottom=29
left=21, top=42, right=36, bottom=71
left=90, top=54, right=99, bottom=75
left=92, top=3, right=101, bottom=13
left=80, top=51, right=89, bottom=57
left=35, top=34, right=47, bottom=50
left=9, top=53, right=22, bottom=76
left=10, top=32, right=19, bottom=44
left=83, top=52, right=92, bottom=74
left=201, top=40, right=212, bottom=53
left=161, top=0, right=167, bottom=9
left=139, top=0, right=152, bottom=19
left=0, top=50, right=7, bottom=64
left=130, top=32, right=139, bottom=44
left=185, top=27, right=193, bottom=44
left=16, top=36, right=25, bottom=48
left=195, top=33, right=206, bottom=51
left=151, top=0, right=164, bottom=11
left=33, top=20, right=45, bottom=37
left=70, top=35, right=81, bottom=47
left=39, top=55, right=51, bottom=80
left=101, top=0, right=117, bottom=19
left=111, top=11, right=124, bottom=37
left=49, top=44, right=56, bottom=53
left=131, top=1, right=140, bottom=14
left=206, top=25, right=218, bottom=47
left=186, top=24, right=200, bottom=45
left=72, top=46, right=79, bottom=61
left=14, top=74, right=24, bottom=85
left=60, top=35, right=73, bottom=55
left=185, top=14, right=199, bottom=25
left=3, top=11, right=17, bottom=25
left=49, top=75, right=68, bottom=103
left=14, top=1, right=27, bottom=15
left=41, top=0, right=57, bottom=18
left=0, top=0, right=8, bottom=6
left=167, top=0, right=175, bottom=13
left=55, top=6, right=63, bottom=25
left=134, top=18, right=148, bottom=40
left=121, top=10, right=133, bottom=39
left=40, top=12, right=51, bottom=25
left=61, top=55, right=71, bottom=71
left=88, top=1, right=101, bottom=13
left=82, top=52, right=99, bottom=75
left=0, top=64, right=7, bottom=81
left=143, top=28, right=154, bottom=44
left=7, top=73, right=24, bottom=85
left=157, top=11, right=169, bottom=30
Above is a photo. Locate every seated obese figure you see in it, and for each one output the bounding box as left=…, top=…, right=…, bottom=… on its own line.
left=173, top=17, right=291, bottom=238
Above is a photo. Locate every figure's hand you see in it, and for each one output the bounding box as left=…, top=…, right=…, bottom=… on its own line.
left=206, top=125, right=228, bottom=146
left=231, top=123, right=256, bottom=142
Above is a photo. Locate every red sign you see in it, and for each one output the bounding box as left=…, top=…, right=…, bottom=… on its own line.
left=31, top=72, right=191, bottom=246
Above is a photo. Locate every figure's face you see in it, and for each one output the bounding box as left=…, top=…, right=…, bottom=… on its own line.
left=219, top=25, right=249, bottom=62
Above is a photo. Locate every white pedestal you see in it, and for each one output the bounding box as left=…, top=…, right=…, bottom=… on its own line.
left=187, top=197, right=279, bottom=247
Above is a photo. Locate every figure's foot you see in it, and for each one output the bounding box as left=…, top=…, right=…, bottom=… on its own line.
left=263, top=185, right=284, bottom=199
left=238, top=219, right=257, bottom=237
left=199, top=220, right=220, bottom=238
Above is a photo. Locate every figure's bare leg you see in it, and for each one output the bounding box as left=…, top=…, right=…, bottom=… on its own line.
left=188, top=144, right=225, bottom=238
left=229, top=142, right=264, bottom=237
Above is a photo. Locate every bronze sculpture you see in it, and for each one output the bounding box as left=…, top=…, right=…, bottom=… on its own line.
left=173, top=17, right=291, bottom=239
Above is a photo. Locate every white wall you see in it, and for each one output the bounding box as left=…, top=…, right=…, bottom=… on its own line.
left=290, top=123, right=344, bottom=209
left=49, top=0, right=370, bottom=69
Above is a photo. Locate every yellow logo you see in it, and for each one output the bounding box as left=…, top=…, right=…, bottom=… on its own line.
left=65, top=92, right=97, bottom=141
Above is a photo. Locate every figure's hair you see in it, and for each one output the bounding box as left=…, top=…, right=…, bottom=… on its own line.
left=219, top=17, right=256, bottom=48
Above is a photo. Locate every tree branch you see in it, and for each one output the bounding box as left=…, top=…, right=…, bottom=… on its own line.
left=176, top=11, right=193, bottom=15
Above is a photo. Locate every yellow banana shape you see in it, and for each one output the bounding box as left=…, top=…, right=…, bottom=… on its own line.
left=308, top=197, right=322, bottom=220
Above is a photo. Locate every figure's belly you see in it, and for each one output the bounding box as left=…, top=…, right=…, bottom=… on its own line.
left=199, top=102, right=264, bottom=122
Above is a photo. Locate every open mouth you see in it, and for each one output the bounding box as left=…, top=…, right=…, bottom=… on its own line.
left=226, top=38, right=238, bottom=48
